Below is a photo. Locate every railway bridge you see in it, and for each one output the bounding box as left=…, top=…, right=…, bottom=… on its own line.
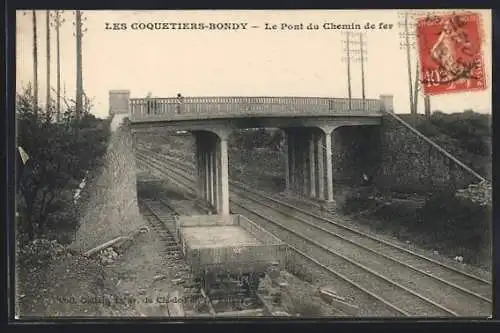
left=110, top=90, right=393, bottom=215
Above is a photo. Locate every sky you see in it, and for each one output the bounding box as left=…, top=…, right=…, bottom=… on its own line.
left=16, top=10, right=492, bottom=119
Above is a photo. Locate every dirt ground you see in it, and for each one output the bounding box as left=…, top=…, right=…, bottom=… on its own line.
left=101, top=228, right=194, bottom=317
left=16, top=227, right=194, bottom=318
left=17, top=251, right=115, bottom=317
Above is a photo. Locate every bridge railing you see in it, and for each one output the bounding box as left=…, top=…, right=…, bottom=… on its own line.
left=128, top=96, right=383, bottom=121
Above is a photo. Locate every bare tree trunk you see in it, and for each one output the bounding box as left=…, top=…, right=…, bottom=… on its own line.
left=32, top=11, right=38, bottom=114
left=46, top=11, right=51, bottom=113
left=75, top=10, right=83, bottom=121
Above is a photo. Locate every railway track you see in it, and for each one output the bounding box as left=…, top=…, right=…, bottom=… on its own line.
left=135, top=144, right=493, bottom=287
left=134, top=147, right=492, bottom=317
left=136, top=145, right=492, bottom=281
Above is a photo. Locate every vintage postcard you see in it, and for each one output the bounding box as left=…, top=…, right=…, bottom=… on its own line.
left=14, top=9, right=492, bottom=319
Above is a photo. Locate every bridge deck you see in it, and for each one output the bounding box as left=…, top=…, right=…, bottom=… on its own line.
left=129, top=96, right=384, bottom=122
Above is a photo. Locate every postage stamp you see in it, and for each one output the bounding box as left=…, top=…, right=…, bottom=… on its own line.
left=416, top=11, right=486, bottom=95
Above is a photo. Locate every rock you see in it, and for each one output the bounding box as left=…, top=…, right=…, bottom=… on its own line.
left=272, top=311, right=290, bottom=316
left=455, top=181, right=492, bottom=206
left=278, top=282, right=289, bottom=288
left=153, top=274, right=167, bottom=282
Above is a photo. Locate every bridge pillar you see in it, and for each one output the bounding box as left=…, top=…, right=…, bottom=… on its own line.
left=319, top=126, right=337, bottom=203
left=287, top=128, right=321, bottom=198
left=309, top=132, right=316, bottom=198
left=296, top=131, right=304, bottom=195
left=195, top=135, right=204, bottom=200
left=215, top=131, right=231, bottom=215
left=193, top=130, right=231, bottom=214
left=284, top=130, right=291, bottom=192
left=209, top=149, right=215, bottom=207
left=289, top=130, right=297, bottom=192
left=316, top=134, right=325, bottom=200
left=205, top=150, right=210, bottom=204
left=302, top=134, right=309, bottom=197
left=325, top=132, right=334, bottom=202
left=214, top=143, right=220, bottom=211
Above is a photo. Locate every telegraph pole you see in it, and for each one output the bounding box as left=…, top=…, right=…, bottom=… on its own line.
left=405, top=14, right=414, bottom=116
left=46, top=10, right=51, bottom=112
left=342, top=31, right=368, bottom=110
left=359, top=33, right=367, bottom=108
left=56, top=11, right=61, bottom=120
left=424, top=95, right=431, bottom=119
left=398, top=10, right=421, bottom=122
left=32, top=11, right=38, bottom=113
left=52, top=10, right=65, bottom=122
left=413, top=60, right=419, bottom=115
left=75, top=10, right=83, bottom=120
left=342, top=31, right=353, bottom=110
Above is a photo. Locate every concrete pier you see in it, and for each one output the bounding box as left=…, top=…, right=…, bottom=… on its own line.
left=193, top=131, right=231, bottom=215
left=281, top=126, right=339, bottom=205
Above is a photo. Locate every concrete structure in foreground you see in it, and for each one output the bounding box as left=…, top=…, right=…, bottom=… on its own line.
left=110, top=90, right=394, bottom=215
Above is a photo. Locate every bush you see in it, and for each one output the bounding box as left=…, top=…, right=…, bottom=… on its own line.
left=428, top=111, right=491, bottom=157
left=16, top=87, right=110, bottom=244
left=417, top=189, right=491, bottom=260
left=416, top=121, right=442, bottom=137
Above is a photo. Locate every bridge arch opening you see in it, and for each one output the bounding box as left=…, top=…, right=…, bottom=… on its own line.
left=228, top=128, right=286, bottom=192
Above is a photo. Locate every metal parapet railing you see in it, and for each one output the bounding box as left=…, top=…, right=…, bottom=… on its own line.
left=129, top=96, right=383, bottom=121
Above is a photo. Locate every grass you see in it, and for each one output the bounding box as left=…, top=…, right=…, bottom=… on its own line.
left=341, top=190, right=492, bottom=270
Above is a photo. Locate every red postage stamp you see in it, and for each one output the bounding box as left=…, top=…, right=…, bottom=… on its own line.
left=416, top=12, right=486, bottom=95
